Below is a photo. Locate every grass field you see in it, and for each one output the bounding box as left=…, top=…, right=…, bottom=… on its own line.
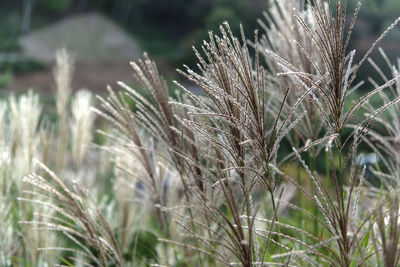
left=1, top=1, right=400, bottom=266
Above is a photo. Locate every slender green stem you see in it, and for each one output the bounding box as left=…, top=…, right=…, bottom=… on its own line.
left=308, top=151, right=319, bottom=238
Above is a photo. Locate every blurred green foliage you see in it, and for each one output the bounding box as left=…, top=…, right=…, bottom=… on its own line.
left=0, top=57, right=47, bottom=87
left=0, top=0, right=267, bottom=68
left=0, top=69, right=13, bottom=88
left=38, top=0, right=72, bottom=13
left=0, top=58, right=46, bottom=74
left=127, top=230, right=159, bottom=263
left=343, top=0, right=400, bottom=33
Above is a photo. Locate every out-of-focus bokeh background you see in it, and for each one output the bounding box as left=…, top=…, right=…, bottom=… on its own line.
left=0, top=0, right=399, bottom=95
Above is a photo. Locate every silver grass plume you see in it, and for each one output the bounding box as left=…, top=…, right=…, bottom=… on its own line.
left=364, top=49, right=400, bottom=182
left=8, top=90, right=42, bottom=182
left=264, top=1, right=400, bottom=266
left=258, top=0, right=328, bottom=149
left=363, top=50, right=400, bottom=267
left=54, top=48, right=74, bottom=172
left=166, top=22, right=310, bottom=266
left=20, top=161, right=125, bottom=267
left=70, top=89, right=96, bottom=166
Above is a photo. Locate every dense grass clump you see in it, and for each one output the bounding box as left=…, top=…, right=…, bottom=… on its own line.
left=1, top=0, right=400, bottom=266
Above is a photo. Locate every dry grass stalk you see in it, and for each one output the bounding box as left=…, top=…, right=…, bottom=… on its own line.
left=20, top=161, right=124, bottom=267
left=258, top=0, right=328, bottom=149
left=54, top=48, right=74, bottom=172
left=94, top=86, right=168, bottom=232
left=166, top=22, right=313, bottom=266
left=262, top=0, right=400, bottom=266
left=70, top=89, right=96, bottom=166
